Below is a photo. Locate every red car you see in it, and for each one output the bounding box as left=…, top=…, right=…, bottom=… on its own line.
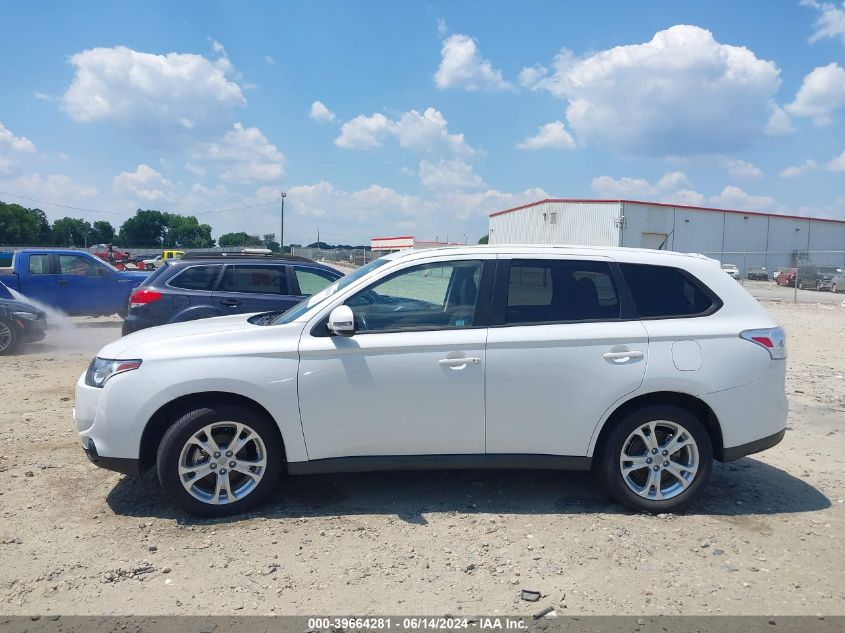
left=775, top=268, right=797, bottom=286
left=92, top=244, right=131, bottom=266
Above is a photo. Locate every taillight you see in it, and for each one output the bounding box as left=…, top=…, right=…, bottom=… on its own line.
left=129, top=288, right=162, bottom=308
left=740, top=327, right=787, bottom=359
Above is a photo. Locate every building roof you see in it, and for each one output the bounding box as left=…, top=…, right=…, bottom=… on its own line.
left=488, top=198, right=845, bottom=225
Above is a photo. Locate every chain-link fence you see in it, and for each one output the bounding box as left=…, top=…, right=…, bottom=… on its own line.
left=290, top=247, right=377, bottom=268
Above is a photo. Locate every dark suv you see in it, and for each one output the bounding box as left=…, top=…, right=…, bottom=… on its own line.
left=796, top=265, right=841, bottom=291
left=122, top=254, right=342, bottom=335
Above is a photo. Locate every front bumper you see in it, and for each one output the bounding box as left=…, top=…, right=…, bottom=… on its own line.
left=82, top=436, right=141, bottom=476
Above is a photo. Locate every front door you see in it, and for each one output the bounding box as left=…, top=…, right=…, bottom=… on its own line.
left=212, top=263, right=297, bottom=314
left=298, top=257, right=493, bottom=460
left=485, top=257, right=648, bottom=456
left=56, top=253, right=116, bottom=315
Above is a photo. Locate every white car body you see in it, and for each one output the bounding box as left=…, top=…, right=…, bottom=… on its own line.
left=720, top=263, right=741, bottom=280
left=75, top=245, right=787, bottom=514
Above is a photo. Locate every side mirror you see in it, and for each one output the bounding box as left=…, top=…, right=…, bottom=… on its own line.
left=328, top=305, right=356, bottom=336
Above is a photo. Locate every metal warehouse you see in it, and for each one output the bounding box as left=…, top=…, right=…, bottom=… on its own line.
left=488, top=199, right=845, bottom=273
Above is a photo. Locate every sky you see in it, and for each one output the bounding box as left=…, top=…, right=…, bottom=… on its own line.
left=0, top=0, right=844, bottom=246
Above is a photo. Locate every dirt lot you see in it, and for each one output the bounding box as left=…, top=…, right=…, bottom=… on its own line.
left=0, top=282, right=843, bottom=616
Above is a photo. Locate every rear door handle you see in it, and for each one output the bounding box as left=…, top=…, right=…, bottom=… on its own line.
left=603, top=350, right=644, bottom=360
left=438, top=357, right=480, bottom=368
left=220, top=299, right=241, bottom=307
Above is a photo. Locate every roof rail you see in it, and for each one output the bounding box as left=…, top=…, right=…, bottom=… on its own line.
left=180, top=252, right=315, bottom=263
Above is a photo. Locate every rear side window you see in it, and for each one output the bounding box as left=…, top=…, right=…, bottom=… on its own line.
left=619, top=263, right=717, bottom=318
left=294, top=267, right=337, bottom=295
left=504, top=259, right=620, bottom=325
left=219, top=264, right=289, bottom=295
left=28, top=254, right=51, bottom=274
left=168, top=265, right=222, bottom=291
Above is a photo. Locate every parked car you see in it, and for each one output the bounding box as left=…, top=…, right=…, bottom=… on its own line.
left=831, top=272, right=845, bottom=294
left=0, top=250, right=148, bottom=316
left=775, top=268, right=797, bottom=286
left=796, top=265, right=841, bottom=291
left=92, top=244, right=131, bottom=265
left=720, top=263, right=740, bottom=280
left=122, top=253, right=342, bottom=335
left=746, top=266, right=769, bottom=281
left=0, top=296, right=47, bottom=354
left=142, top=250, right=185, bottom=271
left=76, top=245, right=787, bottom=517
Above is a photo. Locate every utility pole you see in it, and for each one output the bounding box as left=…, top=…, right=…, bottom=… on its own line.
left=280, top=192, right=286, bottom=254
left=317, top=228, right=320, bottom=248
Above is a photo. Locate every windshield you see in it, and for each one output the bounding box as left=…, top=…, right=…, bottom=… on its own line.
left=270, top=257, right=391, bottom=325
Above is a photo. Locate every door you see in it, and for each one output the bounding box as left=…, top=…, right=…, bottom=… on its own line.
left=212, top=263, right=297, bottom=314
left=485, top=258, right=648, bottom=456
left=297, top=257, right=493, bottom=460
left=57, top=253, right=117, bottom=315
left=291, top=265, right=340, bottom=300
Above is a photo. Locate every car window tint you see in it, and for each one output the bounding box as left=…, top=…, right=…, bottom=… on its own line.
left=169, top=265, right=221, bottom=291
left=28, top=254, right=50, bottom=274
left=346, top=260, right=483, bottom=333
left=294, top=268, right=337, bottom=295
left=505, top=259, right=620, bottom=324
left=219, top=265, right=289, bottom=295
left=619, top=263, right=715, bottom=318
left=58, top=255, right=100, bottom=277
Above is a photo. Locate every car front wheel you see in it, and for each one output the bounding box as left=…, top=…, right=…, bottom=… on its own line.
left=157, top=403, right=283, bottom=517
left=0, top=318, right=19, bottom=355
left=596, top=405, right=713, bottom=513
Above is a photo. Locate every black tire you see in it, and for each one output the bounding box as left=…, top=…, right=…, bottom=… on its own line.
left=157, top=402, right=283, bottom=517
left=0, top=317, right=19, bottom=355
left=596, top=404, right=713, bottom=514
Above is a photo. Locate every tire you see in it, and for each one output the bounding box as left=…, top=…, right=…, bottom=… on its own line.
left=157, top=402, right=283, bottom=517
left=833, top=284, right=838, bottom=294
left=596, top=404, right=713, bottom=514
left=0, top=318, right=19, bottom=355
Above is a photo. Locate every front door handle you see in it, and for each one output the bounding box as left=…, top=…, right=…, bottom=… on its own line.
left=438, top=357, right=480, bottom=368
left=603, top=350, right=644, bottom=361
left=220, top=299, right=241, bottom=307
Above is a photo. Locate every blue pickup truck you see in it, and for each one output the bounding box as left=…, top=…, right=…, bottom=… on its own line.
left=0, top=249, right=148, bottom=316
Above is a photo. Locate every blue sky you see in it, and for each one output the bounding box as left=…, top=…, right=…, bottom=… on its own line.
left=0, top=0, right=844, bottom=245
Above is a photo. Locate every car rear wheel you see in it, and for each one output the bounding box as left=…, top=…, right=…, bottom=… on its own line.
left=833, top=284, right=839, bottom=293
left=157, top=403, right=283, bottom=517
left=0, top=318, right=19, bottom=355
left=596, top=405, right=713, bottom=513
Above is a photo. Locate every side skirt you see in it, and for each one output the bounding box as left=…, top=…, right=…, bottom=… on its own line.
left=287, top=454, right=592, bottom=476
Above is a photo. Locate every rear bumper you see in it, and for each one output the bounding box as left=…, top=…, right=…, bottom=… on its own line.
left=122, top=313, right=160, bottom=335
left=721, top=428, right=785, bottom=462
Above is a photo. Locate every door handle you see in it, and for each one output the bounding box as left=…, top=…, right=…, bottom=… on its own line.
left=603, top=350, right=644, bottom=361
left=220, top=299, right=241, bottom=307
left=438, top=357, right=480, bottom=368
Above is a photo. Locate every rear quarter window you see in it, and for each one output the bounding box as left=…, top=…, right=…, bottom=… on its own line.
left=167, top=265, right=222, bottom=291
left=619, top=263, right=719, bottom=318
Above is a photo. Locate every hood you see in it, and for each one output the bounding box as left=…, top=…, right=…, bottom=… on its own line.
left=0, top=297, right=41, bottom=313
left=121, top=270, right=150, bottom=283
left=96, top=312, right=304, bottom=359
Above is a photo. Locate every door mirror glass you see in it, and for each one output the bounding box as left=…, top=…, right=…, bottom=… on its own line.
left=328, top=305, right=356, bottom=336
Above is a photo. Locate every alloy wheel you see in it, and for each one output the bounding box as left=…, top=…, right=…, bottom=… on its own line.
left=0, top=321, right=12, bottom=352
left=177, top=421, right=267, bottom=505
left=619, top=420, right=699, bottom=501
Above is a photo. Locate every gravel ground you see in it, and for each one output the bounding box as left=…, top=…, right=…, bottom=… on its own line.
left=0, top=285, right=842, bottom=616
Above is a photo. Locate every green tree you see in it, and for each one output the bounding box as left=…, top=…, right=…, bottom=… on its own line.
left=162, top=213, right=214, bottom=248
left=33, top=208, right=52, bottom=245
left=118, top=210, right=168, bottom=247
left=51, top=217, right=93, bottom=246
left=91, top=220, right=115, bottom=244
left=0, top=201, right=41, bottom=244
left=478, top=234, right=489, bottom=245
left=219, top=231, right=263, bottom=247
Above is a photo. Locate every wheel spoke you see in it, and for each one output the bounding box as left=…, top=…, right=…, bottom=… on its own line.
left=621, top=455, right=650, bottom=476
left=229, top=427, right=255, bottom=455
left=634, top=423, right=658, bottom=452
left=646, top=468, right=663, bottom=499
left=661, top=430, right=691, bottom=456
left=179, top=462, right=208, bottom=476
left=231, top=464, right=261, bottom=481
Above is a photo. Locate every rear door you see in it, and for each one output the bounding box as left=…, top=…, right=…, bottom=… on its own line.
left=291, top=265, right=341, bottom=300
left=212, top=263, right=297, bottom=314
left=485, top=257, right=649, bottom=457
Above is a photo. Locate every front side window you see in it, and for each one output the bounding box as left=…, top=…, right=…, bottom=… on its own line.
left=169, top=265, right=222, bottom=291
left=59, top=255, right=100, bottom=277
left=619, top=263, right=717, bottom=318
left=346, top=260, right=483, bottom=333
left=28, top=254, right=51, bottom=274
left=294, top=267, right=337, bottom=295
left=504, top=259, right=620, bottom=325
left=219, top=265, right=289, bottom=295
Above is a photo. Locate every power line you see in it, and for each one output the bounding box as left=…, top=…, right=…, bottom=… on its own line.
left=0, top=190, right=278, bottom=218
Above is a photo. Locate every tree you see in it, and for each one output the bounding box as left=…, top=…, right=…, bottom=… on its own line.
left=0, top=201, right=42, bottom=244
left=478, top=234, right=489, bottom=245
left=162, top=213, right=214, bottom=248
left=32, top=208, right=52, bottom=245
left=118, top=210, right=168, bottom=247
left=219, top=232, right=263, bottom=247
left=51, top=217, right=93, bottom=246
left=91, top=220, right=115, bottom=244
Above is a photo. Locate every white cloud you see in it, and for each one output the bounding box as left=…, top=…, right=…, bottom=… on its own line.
left=264, top=55, right=277, bottom=66
left=591, top=171, right=703, bottom=205
left=437, top=18, right=448, bottom=36
left=185, top=162, right=206, bottom=177
left=765, top=104, right=795, bottom=135
left=828, top=150, right=845, bottom=170
left=309, top=100, right=336, bottom=124
left=779, top=159, right=818, bottom=178
left=0, top=122, right=36, bottom=153
left=802, top=0, right=845, bottom=44
left=709, top=185, right=774, bottom=210
left=517, top=121, right=576, bottom=150
left=209, top=38, right=226, bottom=55
left=335, top=107, right=477, bottom=157
left=200, top=123, right=285, bottom=182
left=418, top=159, right=485, bottom=190
left=434, top=34, right=512, bottom=92
left=521, top=25, right=781, bottom=155
left=0, top=157, right=14, bottom=175
left=726, top=158, right=763, bottom=180
left=0, top=173, right=98, bottom=201
left=112, top=164, right=174, bottom=201
left=61, top=46, right=246, bottom=132
left=786, top=63, right=845, bottom=126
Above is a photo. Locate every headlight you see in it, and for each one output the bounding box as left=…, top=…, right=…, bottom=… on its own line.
left=85, top=357, right=142, bottom=388
left=12, top=311, right=39, bottom=321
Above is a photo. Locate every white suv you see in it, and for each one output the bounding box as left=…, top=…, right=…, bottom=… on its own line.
left=74, top=246, right=787, bottom=517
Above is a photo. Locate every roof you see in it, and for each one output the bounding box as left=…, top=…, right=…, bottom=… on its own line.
left=488, top=198, right=845, bottom=225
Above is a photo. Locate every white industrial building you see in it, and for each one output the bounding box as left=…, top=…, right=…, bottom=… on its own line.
left=488, top=199, right=845, bottom=273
